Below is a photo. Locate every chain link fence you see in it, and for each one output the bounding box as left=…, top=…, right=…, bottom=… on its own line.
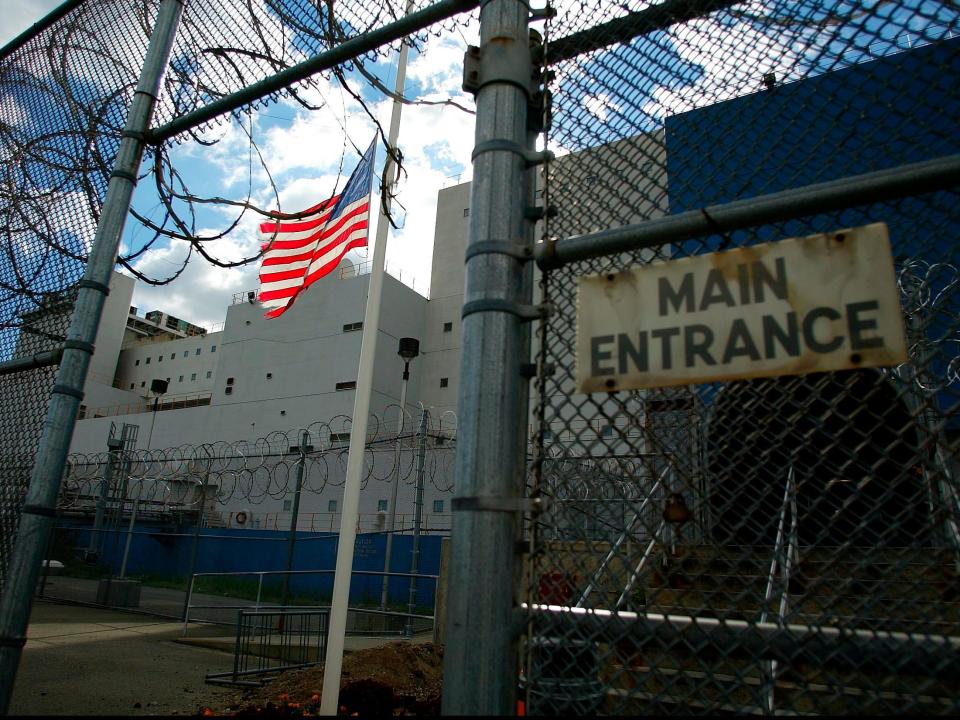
left=39, top=414, right=455, bottom=625
left=521, top=0, right=960, bottom=714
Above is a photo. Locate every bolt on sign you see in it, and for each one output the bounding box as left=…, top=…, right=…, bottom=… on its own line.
left=576, top=223, right=907, bottom=392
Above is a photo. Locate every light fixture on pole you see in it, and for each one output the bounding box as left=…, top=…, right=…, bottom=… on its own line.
left=380, top=337, right=419, bottom=611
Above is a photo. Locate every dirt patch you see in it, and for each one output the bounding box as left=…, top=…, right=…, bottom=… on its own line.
left=204, top=642, right=443, bottom=716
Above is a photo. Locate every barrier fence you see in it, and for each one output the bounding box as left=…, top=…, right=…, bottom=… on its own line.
left=2, top=0, right=960, bottom=715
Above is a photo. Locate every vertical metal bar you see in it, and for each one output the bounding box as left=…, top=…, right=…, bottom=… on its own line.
left=441, top=0, right=533, bottom=712
left=319, top=2, right=414, bottom=711
left=183, top=574, right=195, bottom=636
left=87, top=442, right=117, bottom=560
left=119, top=495, right=139, bottom=580
left=404, top=409, right=429, bottom=636
left=0, top=4, right=183, bottom=709
left=282, top=431, right=309, bottom=607
left=182, top=465, right=209, bottom=621
left=382, top=367, right=410, bottom=610
left=256, top=573, right=263, bottom=611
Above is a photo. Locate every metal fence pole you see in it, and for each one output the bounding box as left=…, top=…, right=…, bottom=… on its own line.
left=441, top=0, right=536, bottom=712
left=381, top=367, right=411, bottom=610
left=404, top=409, right=428, bottom=637
left=87, top=437, right=120, bottom=561
left=282, top=430, right=309, bottom=607
left=0, top=0, right=184, bottom=712
left=182, top=453, right=211, bottom=621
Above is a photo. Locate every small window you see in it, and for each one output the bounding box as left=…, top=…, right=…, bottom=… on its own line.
left=266, top=373, right=273, bottom=380
left=283, top=500, right=292, bottom=512
left=342, top=322, right=363, bottom=332
left=440, top=377, right=449, bottom=388
left=336, top=381, right=357, bottom=391
left=166, top=377, right=170, bottom=383
left=463, top=208, right=469, bottom=217
left=178, top=375, right=184, bottom=382
left=377, top=499, right=388, bottom=512
left=195, top=348, right=201, bottom=355
left=328, top=500, right=337, bottom=512
left=535, top=188, right=545, bottom=199
left=135, top=359, right=140, bottom=366
left=183, top=351, right=189, bottom=358
left=225, top=386, right=233, bottom=395
left=190, top=373, right=197, bottom=381
left=170, top=353, right=175, bottom=360
left=433, top=500, right=445, bottom=513
left=206, top=371, right=212, bottom=379
left=129, top=383, right=134, bottom=389
left=211, top=345, right=217, bottom=353
left=145, top=357, right=150, bottom=364
left=443, top=321, right=453, bottom=332
left=158, top=355, right=162, bottom=363
left=543, top=429, right=554, bottom=441
left=226, top=377, right=234, bottom=385
left=601, top=425, right=614, bottom=438
left=140, top=381, right=145, bottom=388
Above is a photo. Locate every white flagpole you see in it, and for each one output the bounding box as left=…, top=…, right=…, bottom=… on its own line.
left=319, top=4, right=414, bottom=714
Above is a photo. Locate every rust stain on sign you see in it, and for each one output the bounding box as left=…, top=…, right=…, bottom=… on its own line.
left=575, top=223, right=907, bottom=393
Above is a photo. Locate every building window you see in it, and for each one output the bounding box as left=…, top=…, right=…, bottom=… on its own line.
left=443, top=321, right=452, bottom=332
left=178, top=375, right=184, bottom=382
left=140, top=381, right=145, bottom=387
left=226, top=377, right=234, bottom=385
left=433, top=500, right=445, bottom=513
left=336, top=381, right=357, bottom=391
left=328, top=500, right=337, bottom=512
left=206, top=371, right=212, bottom=379
left=378, top=499, right=388, bottom=512
left=283, top=500, right=292, bottom=512
left=195, top=348, right=201, bottom=355
left=211, top=345, right=216, bottom=352
left=158, top=355, right=162, bottom=362
left=266, top=373, right=273, bottom=380
left=170, top=353, right=175, bottom=360
left=601, top=424, right=614, bottom=438
left=440, top=377, right=449, bottom=388
left=145, top=357, right=150, bottom=365
left=543, top=429, right=554, bottom=441
left=135, top=359, right=140, bottom=366
left=183, top=351, right=188, bottom=358
left=225, top=386, right=233, bottom=395
left=342, top=322, right=363, bottom=332
left=463, top=208, right=469, bottom=217
left=129, top=383, right=134, bottom=389
left=166, top=377, right=170, bottom=383
left=191, top=373, right=197, bottom=381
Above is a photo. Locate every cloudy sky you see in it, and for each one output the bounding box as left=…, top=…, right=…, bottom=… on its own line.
left=3, top=0, right=481, bottom=330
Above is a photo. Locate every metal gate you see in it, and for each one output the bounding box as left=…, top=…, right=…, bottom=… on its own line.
left=443, top=0, right=960, bottom=714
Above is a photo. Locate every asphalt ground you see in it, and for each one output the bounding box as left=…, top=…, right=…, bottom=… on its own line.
left=10, top=600, right=236, bottom=716
left=10, top=584, right=431, bottom=716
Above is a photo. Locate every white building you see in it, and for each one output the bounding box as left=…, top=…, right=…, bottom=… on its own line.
left=65, top=133, right=669, bottom=531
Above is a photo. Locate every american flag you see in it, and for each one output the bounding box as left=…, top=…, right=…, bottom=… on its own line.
left=257, top=139, right=376, bottom=318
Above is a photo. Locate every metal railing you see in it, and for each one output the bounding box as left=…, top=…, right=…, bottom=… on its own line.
left=182, top=568, right=439, bottom=635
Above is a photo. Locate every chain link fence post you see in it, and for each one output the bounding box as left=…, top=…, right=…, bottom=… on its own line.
left=0, top=0, right=184, bottom=711
left=441, top=0, right=537, bottom=713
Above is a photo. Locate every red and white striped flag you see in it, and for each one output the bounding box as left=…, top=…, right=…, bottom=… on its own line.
left=257, top=139, right=376, bottom=318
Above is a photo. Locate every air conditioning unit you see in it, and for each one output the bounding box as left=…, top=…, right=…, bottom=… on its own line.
left=234, top=508, right=251, bottom=525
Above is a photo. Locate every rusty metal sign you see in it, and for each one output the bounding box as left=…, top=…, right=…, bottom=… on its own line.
left=575, top=223, right=907, bottom=392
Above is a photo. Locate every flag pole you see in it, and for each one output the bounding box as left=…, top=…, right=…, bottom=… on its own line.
left=319, top=3, right=414, bottom=714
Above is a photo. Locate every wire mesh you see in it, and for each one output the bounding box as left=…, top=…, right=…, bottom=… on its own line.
left=0, top=0, right=475, bottom=595
left=526, top=0, right=960, bottom=714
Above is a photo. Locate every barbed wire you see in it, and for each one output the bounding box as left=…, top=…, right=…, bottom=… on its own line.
left=59, top=407, right=458, bottom=511
left=0, top=0, right=478, bottom=335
